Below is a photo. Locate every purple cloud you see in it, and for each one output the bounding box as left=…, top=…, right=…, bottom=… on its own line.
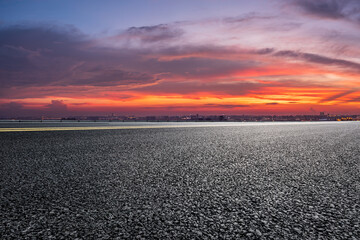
left=124, top=24, right=183, bottom=43
left=0, top=25, right=160, bottom=89
left=134, top=81, right=265, bottom=96
left=46, top=100, right=68, bottom=112
left=273, top=50, right=360, bottom=72
left=288, top=0, right=360, bottom=24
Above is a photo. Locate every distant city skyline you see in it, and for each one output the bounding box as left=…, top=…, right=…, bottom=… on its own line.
left=1, top=0, right=360, bottom=117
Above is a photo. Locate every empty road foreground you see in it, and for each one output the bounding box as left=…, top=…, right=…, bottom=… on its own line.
left=1, top=122, right=359, bottom=239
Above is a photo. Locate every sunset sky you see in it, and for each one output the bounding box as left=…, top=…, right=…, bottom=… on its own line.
left=1, top=0, right=360, bottom=117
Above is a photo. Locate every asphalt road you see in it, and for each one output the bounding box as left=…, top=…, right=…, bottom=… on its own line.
left=1, top=122, right=359, bottom=239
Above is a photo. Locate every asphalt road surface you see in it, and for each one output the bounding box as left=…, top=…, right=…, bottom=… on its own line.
left=1, top=122, right=359, bottom=239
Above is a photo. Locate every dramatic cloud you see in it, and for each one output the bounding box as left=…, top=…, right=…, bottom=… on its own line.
left=204, top=104, right=251, bottom=108
left=292, top=0, right=349, bottom=19
left=273, top=50, right=360, bottom=72
left=1, top=6, right=360, bottom=117
left=0, top=101, right=23, bottom=114
left=319, top=90, right=357, bottom=102
left=124, top=24, right=183, bottom=43
left=0, top=25, right=159, bottom=89
left=346, top=96, right=360, bottom=102
left=0, top=100, right=68, bottom=117
left=0, top=102, right=24, bottom=117
left=46, top=100, right=68, bottom=112
left=135, top=81, right=265, bottom=96
left=224, top=14, right=275, bottom=23
left=288, top=0, right=360, bottom=23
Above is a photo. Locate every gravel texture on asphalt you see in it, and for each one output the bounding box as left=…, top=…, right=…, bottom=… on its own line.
left=1, top=122, right=359, bottom=239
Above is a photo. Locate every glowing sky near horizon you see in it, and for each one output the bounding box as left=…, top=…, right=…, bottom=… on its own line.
left=0, top=0, right=360, bottom=117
